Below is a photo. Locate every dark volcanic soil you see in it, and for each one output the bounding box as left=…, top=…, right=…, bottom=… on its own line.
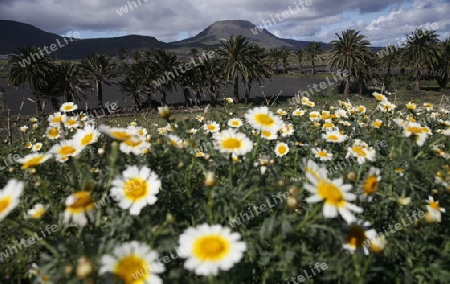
left=1, top=76, right=326, bottom=115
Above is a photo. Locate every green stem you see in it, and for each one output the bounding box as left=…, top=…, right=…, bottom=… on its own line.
left=5, top=219, right=60, bottom=258
left=68, top=158, right=79, bottom=189
left=361, top=253, right=374, bottom=280
left=95, top=141, right=119, bottom=227
left=21, top=227, right=60, bottom=258
left=207, top=186, right=213, bottom=224
left=297, top=203, right=323, bottom=229
left=228, top=153, right=234, bottom=187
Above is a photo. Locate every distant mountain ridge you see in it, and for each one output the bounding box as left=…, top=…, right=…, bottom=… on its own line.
left=170, top=20, right=329, bottom=49
left=0, top=19, right=333, bottom=59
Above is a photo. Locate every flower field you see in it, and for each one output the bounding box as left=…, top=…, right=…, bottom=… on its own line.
left=1, top=93, right=450, bottom=283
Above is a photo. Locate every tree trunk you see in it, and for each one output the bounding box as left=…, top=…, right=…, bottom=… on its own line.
left=133, top=94, right=141, bottom=110
left=51, top=98, right=59, bottom=111
left=359, top=77, right=364, bottom=96
left=183, top=87, right=192, bottom=107
left=209, top=86, right=217, bottom=107
left=415, top=68, right=421, bottom=91
left=344, top=76, right=351, bottom=95
left=161, top=90, right=167, bottom=106
left=245, top=81, right=252, bottom=104
left=311, top=58, right=315, bottom=75
left=233, top=76, right=240, bottom=102
left=35, top=94, right=44, bottom=117
left=97, top=80, right=103, bottom=107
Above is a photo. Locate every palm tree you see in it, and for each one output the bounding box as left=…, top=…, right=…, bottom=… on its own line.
left=279, top=47, right=291, bottom=74
left=120, top=61, right=154, bottom=110
left=8, top=46, right=53, bottom=116
left=148, top=49, right=178, bottom=106
left=81, top=53, right=117, bottom=107
left=217, top=35, right=253, bottom=102
left=436, top=38, right=450, bottom=90
left=377, top=45, right=399, bottom=76
left=243, top=45, right=272, bottom=103
left=328, top=29, right=371, bottom=95
left=55, top=62, right=84, bottom=103
left=400, top=29, right=441, bottom=91
left=354, top=52, right=380, bottom=95
left=294, top=48, right=306, bottom=74
left=306, top=42, right=323, bottom=74
left=269, top=48, right=282, bottom=74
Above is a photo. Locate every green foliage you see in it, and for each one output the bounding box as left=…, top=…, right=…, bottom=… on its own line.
left=0, top=95, right=449, bottom=283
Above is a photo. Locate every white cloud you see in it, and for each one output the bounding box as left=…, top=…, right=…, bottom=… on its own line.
left=0, top=0, right=448, bottom=45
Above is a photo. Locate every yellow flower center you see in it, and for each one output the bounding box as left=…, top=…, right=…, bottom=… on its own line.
left=429, top=201, right=441, bottom=211
left=317, top=151, right=328, bottom=157
left=317, top=180, right=344, bottom=206
left=261, top=130, right=272, bottom=137
left=193, top=235, right=230, bottom=261
left=81, top=133, right=94, bottom=146
left=125, top=138, right=142, bottom=147
left=0, top=197, right=12, bottom=214
left=345, top=226, right=366, bottom=248
left=221, top=138, right=242, bottom=150
left=277, top=145, right=287, bottom=154
left=352, top=146, right=367, bottom=157
left=63, top=105, right=73, bottom=111
left=22, top=155, right=45, bottom=169
left=327, top=135, right=339, bottom=141
left=124, top=178, right=148, bottom=200
left=52, top=116, right=62, bottom=123
left=66, top=192, right=94, bottom=214
left=66, top=119, right=77, bottom=126
left=48, top=128, right=59, bottom=137
left=114, top=255, right=148, bottom=283
left=363, top=176, right=379, bottom=195
left=110, top=131, right=130, bottom=140
left=207, top=124, right=216, bottom=131
left=254, top=114, right=274, bottom=127
left=58, top=145, right=77, bottom=156
left=373, top=121, right=382, bottom=127
left=406, top=127, right=422, bottom=134
left=32, top=208, right=46, bottom=219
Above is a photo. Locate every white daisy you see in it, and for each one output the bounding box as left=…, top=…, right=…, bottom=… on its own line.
left=49, top=139, right=83, bottom=162
left=73, top=125, right=100, bottom=147
left=60, top=102, right=77, bottom=112
left=304, top=160, right=362, bottom=223
left=227, top=118, right=243, bottom=128
left=110, top=166, right=161, bottom=215
left=213, top=129, right=253, bottom=156
left=64, top=191, right=95, bottom=226
left=99, top=241, right=165, bottom=284
left=26, top=203, right=48, bottom=219
left=0, top=179, right=24, bottom=221
left=178, top=223, right=246, bottom=276
left=244, top=106, right=284, bottom=132
left=274, top=142, right=289, bottom=157
left=359, top=168, right=381, bottom=201
left=311, top=148, right=333, bottom=161
left=203, top=121, right=220, bottom=133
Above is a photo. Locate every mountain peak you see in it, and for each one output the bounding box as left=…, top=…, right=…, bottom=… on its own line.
left=171, top=19, right=311, bottom=49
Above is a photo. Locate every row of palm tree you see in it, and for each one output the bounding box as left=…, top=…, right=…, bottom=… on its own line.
left=8, top=49, right=117, bottom=116
left=7, top=28, right=450, bottom=115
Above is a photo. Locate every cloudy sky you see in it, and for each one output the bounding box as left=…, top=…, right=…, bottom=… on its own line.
left=0, top=0, right=449, bottom=46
